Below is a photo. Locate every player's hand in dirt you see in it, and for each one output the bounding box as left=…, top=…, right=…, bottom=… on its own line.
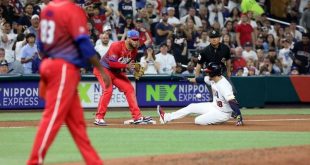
left=236, top=115, right=243, bottom=126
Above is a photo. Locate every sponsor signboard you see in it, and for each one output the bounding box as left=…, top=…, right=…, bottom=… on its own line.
left=136, top=81, right=211, bottom=107
left=0, top=82, right=44, bottom=109
left=78, top=81, right=133, bottom=108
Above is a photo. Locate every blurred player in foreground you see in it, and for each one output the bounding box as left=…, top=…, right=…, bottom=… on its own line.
left=157, top=62, right=243, bottom=126
left=93, top=29, right=154, bottom=125
left=27, top=0, right=111, bottom=164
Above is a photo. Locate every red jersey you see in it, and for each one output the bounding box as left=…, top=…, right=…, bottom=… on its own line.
left=232, top=57, right=247, bottom=73
left=235, top=23, right=253, bottom=47
left=100, top=40, right=138, bottom=69
left=39, top=0, right=89, bottom=67
left=91, top=15, right=106, bottom=33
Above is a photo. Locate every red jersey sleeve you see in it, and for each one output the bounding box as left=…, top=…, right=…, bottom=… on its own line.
left=67, top=7, right=88, bottom=39
left=106, top=43, right=128, bottom=69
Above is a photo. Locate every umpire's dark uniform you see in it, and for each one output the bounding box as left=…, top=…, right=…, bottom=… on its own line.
left=196, top=30, right=231, bottom=77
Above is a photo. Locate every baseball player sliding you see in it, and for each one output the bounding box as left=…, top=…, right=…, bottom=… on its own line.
left=93, top=29, right=153, bottom=125
left=157, top=62, right=243, bottom=126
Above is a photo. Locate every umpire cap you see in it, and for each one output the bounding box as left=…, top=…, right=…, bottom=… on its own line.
left=205, top=62, right=222, bottom=77
left=209, top=30, right=221, bottom=38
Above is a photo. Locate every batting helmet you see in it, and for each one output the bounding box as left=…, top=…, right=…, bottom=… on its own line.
left=205, top=62, right=222, bottom=77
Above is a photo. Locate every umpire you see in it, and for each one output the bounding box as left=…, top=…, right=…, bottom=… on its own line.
left=195, top=30, right=232, bottom=77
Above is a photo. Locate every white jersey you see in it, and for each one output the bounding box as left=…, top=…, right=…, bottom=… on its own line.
left=164, top=76, right=236, bottom=125
left=204, top=76, right=234, bottom=113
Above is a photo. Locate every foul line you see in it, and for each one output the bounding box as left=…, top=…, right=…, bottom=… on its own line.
left=1, top=118, right=310, bottom=128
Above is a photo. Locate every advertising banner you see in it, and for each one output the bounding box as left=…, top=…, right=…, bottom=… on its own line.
left=136, top=81, right=211, bottom=107
left=0, top=81, right=133, bottom=110
left=0, top=82, right=45, bottom=109
left=78, top=81, right=133, bottom=108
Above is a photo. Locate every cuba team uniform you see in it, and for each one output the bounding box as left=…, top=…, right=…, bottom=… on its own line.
left=27, top=0, right=102, bottom=164
left=93, top=40, right=142, bottom=120
left=163, top=76, right=234, bottom=125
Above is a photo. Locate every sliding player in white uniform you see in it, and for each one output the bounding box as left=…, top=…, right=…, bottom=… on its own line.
left=157, top=62, right=243, bottom=126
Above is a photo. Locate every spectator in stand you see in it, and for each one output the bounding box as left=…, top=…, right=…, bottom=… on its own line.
left=140, top=45, right=160, bottom=74
left=272, top=58, right=283, bottom=75
left=24, top=14, right=40, bottom=42
left=198, top=5, right=210, bottom=25
left=289, top=20, right=302, bottom=42
left=224, top=19, right=236, bottom=44
left=0, top=47, right=23, bottom=74
left=155, top=43, right=176, bottom=74
left=0, top=21, right=16, bottom=63
left=207, top=0, right=225, bottom=28
left=20, top=33, right=37, bottom=74
left=95, top=32, right=113, bottom=58
left=167, top=7, right=180, bottom=27
left=230, top=7, right=241, bottom=21
left=155, top=11, right=174, bottom=45
left=254, top=36, right=264, bottom=50
left=256, top=49, right=265, bottom=69
left=263, top=34, right=277, bottom=53
left=235, top=13, right=255, bottom=48
left=266, top=47, right=278, bottom=65
left=222, top=33, right=235, bottom=51
left=145, top=3, right=159, bottom=38
left=242, top=42, right=258, bottom=64
left=232, top=47, right=247, bottom=75
left=180, top=7, right=202, bottom=29
left=259, top=57, right=273, bottom=75
left=166, top=0, right=181, bottom=18
left=18, top=3, right=34, bottom=28
left=290, top=66, right=300, bottom=75
left=170, top=26, right=188, bottom=65
left=0, top=0, right=17, bottom=24
left=278, top=38, right=293, bottom=75
left=90, top=4, right=112, bottom=34
left=182, top=60, right=195, bottom=75
left=119, top=14, right=135, bottom=35
left=194, top=30, right=209, bottom=51
left=301, top=1, right=310, bottom=33
left=290, top=33, right=310, bottom=74
left=118, top=0, right=134, bottom=33
left=0, top=59, right=9, bottom=74
left=31, top=50, right=42, bottom=74
left=184, top=18, right=199, bottom=50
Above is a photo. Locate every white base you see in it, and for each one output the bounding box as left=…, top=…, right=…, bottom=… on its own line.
left=123, top=119, right=157, bottom=125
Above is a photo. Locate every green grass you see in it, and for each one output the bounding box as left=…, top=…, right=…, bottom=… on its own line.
left=0, top=108, right=310, bottom=164
left=1, top=108, right=310, bottom=121
left=0, top=127, right=310, bottom=165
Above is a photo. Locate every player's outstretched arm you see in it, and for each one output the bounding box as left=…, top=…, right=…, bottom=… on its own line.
left=228, top=99, right=243, bottom=126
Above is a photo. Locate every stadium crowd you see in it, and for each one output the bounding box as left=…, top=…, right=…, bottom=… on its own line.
left=0, top=0, right=310, bottom=76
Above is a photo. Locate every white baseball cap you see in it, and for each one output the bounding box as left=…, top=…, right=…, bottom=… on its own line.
left=103, top=25, right=112, bottom=31
left=31, top=14, right=39, bottom=20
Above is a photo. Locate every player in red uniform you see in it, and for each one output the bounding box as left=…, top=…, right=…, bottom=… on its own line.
left=27, top=0, right=111, bottom=164
left=93, top=29, right=153, bottom=125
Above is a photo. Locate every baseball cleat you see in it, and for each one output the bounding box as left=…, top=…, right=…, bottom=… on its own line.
left=93, top=119, right=107, bottom=126
left=157, top=105, right=167, bottom=124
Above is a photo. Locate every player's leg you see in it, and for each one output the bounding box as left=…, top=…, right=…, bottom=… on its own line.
left=27, top=60, right=75, bottom=165
left=65, top=92, right=103, bottom=165
left=164, top=102, right=212, bottom=122
left=194, top=107, right=231, bottom=125
left=113, top=73, right=142, bottom=120
left=93, top=68, right=113, bottom=120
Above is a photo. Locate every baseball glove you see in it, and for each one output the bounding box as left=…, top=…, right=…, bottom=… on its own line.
left=133, top=63, right=145, bottom=80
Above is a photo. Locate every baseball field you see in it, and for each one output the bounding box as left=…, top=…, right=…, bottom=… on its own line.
left=0, top=107, right=310, bottom=165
